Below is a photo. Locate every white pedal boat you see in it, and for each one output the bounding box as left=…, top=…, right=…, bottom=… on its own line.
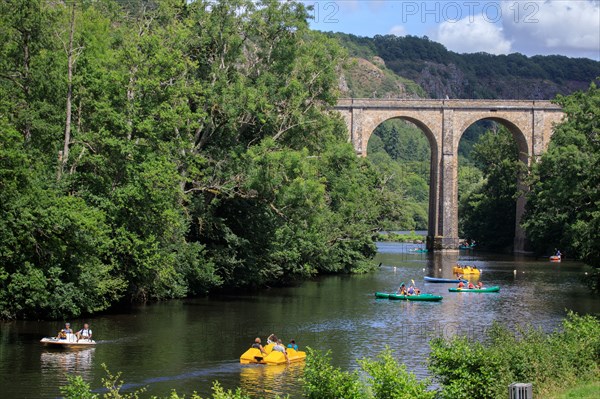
left=40, top=333, right=96, bottom=348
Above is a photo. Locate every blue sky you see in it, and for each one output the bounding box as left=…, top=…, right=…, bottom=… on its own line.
left=303, top=0, right=600, bottom=60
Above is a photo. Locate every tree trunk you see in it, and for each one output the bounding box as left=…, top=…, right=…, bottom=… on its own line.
left=58, top=3, right=76, bottom=180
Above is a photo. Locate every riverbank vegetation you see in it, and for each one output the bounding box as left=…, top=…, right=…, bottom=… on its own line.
left=0, top=0, right=397, bottom=320
left=61, top=312, right=599, bottom=399
left=523, top=82, right=600, bottom=265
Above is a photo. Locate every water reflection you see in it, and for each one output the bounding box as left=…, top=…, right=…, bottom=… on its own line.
left=41, top=348, right=95, bottom=375
left=239, top=363, right=304, bottom=399
left=40, top=348, right=95, bottom=391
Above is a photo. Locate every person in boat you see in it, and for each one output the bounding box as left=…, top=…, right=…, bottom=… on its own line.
left=414, top=285, right=421, bottom=295
left=467, top=281, right=475, bottom=289
left=252, top=337, right=267, bottom=355
left=57, top=323, right=73, bottom=339
left=287, top=339, right=298, bottom=351
left=555, top=249, right=562, bottom=257
left=76, top=323, right=92, bottom=341
left=407, top=285, right=415, bottom=295
left=397, top=283, right=407, bottom=295
left=272, top=339, right=289, bottom=363
left=476, top=281, right=484, bottom=289
left=267, top=333, right=279, bottom=345
left=457, top=280, right=465, bottom=289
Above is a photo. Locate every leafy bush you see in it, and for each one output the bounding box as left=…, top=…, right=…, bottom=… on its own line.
left=429, top=312, right=600, bottom=399
left=359, top=348, right=435, bottom=399
left=303, top=348, right=366, bottom=399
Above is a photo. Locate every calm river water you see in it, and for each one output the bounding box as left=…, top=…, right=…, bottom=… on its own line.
left=1, top=242, right=598, bottom=398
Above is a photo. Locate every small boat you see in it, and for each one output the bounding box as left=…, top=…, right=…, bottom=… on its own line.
left=40, top=334, right=96, bottom=349
left=375, top=292, right=443, bottom=302
left=424, top=276, right=467, bottom=283
left=375, top=292, right=390, bottom=299
left=240, top=343, right=306, bottom=365
left=448, top=286, right=500, bottom=293
left=453, top=266, right=481, bottom=275
left=549, top=255, right=561, bottom=262
left=458, top=244, right=476, bottom=250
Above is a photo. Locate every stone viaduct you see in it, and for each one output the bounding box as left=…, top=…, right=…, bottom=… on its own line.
left=333, top=98, right=564, bottom=252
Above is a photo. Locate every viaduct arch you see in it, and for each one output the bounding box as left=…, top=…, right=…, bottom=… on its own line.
left=334, top=98, right=564, bottom=252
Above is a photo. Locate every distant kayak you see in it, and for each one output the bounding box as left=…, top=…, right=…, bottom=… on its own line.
left=424, top=276, right=467, bottom=283
left=549, top=255, right=561, bottom=262
left=448, top=286, right=500, bottom=293
left=375, top=292, right=443, bottom=301
left=411, top=248, right=428, bottom=253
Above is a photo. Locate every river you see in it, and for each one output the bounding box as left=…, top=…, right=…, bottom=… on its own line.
left=1, top=242, right=598, bottom=398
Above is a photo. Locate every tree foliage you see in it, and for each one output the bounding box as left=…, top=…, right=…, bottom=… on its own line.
left=458, top=126, right=522, bottom=250
left=523, top=81, right=600, bottom=265
left=0, top=0, right=386, bottom=319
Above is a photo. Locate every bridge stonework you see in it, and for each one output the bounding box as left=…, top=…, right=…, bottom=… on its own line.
left=334, top=98, right=564, bottom=252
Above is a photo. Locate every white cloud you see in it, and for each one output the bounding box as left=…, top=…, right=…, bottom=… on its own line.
left=389, top=25, right=406, bottom=36
left=435, top=15, right=512, bottom=55
left=501, top=0, right=600, bottom=58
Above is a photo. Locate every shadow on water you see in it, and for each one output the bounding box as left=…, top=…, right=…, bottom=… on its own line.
left=1, top=241, right=599, bottom=399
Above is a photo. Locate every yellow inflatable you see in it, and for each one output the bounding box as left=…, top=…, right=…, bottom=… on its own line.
left=453, top=266, right=481, bottom=275
left=240, top=343, right=306, bottom=365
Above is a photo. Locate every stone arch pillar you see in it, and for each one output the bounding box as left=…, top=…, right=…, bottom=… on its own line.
left=334, top=98, right=564, bottom=253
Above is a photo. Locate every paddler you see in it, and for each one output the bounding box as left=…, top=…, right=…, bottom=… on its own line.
left=397, top=282, right=407, bottom=295
left=272, top=340, right=290, bottom=364
left=476, top=281, right=484, bottom=289
left=467, top=281, right=475, bottom=289
left=252, top=337, right=267, bottom=355
left=457, top=280, right=465, bottom=289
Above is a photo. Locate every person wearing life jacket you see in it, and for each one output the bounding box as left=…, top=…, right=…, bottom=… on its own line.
left=397, top=283, right=407, bottom=295
left=457, top=281, right=465, bottom=289
left=476, top=281, right=484, bottom=289
left=76, top=323, right=93, bottom=341
left=57, top=323, right=73, bottom=339
left=467, top=281, right=475, bottom=289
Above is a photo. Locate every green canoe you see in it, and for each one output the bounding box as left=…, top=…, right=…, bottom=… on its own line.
left=448, top=286, right=500, bottom=293
left=375, top=292, right=390, bottom=299
left=375, top=292, right=443, bottom=302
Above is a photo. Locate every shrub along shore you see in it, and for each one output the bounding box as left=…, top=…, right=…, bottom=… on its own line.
left=62, top=312, right=599, bottom=399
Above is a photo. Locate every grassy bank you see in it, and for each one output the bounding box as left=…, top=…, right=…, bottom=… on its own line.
left=550, top=381, right=600, bottom=399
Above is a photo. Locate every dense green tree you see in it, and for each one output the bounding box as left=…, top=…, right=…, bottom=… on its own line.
left=0, top=0, right=389, bottom=319
left=523, top=81, right=600, bottom=265
left=459, top=126, right=522, bottom=250
left=367, top=119, right=431, bottom=230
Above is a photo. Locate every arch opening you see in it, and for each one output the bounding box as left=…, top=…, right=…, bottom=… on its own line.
left=366, top=117, right=437, bottom=242
left=457, top=118, right=529, bottom=252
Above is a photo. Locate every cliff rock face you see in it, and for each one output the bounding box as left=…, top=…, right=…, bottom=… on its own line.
left=339, top=57, right=425, bottom=98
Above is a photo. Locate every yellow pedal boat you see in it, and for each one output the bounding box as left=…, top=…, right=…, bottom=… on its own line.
left=453, top=266, right=481, bottom=275
left=240, top=343, right=306, bottom=365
